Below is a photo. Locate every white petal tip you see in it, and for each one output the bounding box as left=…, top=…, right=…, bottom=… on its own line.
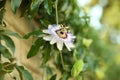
left=43, top=30, right=49, bottom=34
left=57, top=46, right=63, bottom=51
left=57, top=41, right=63, bottom=51
left=50, top=41, right=55, bottom=45
left=73, top=36, right=76, bottom=38
left=43, top=36, right=52, bottom=41
left=48, top=25, right=52, bottom=28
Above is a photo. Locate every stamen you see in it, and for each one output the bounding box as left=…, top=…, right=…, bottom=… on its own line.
left=60, top=31, right=64, bottom=34
left=55, top=29, right=68, bottom=39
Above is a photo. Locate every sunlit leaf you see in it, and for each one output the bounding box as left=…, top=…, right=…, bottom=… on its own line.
left=27, top=38, right=44, bottom=58
left=44, top=0, right=52, bottom=15
left=1, top=35, right=15, bottom=53
left=11, top=0, right=22, bottom=13
left=15, top=65, right=33, bottom=80
left=83, top=38, right=93, bottom=48
left=95, top=68, right=105, bottom=79
left=71, top=59, right=84, bottom=77
left=74, top=75, right=82, bottom=80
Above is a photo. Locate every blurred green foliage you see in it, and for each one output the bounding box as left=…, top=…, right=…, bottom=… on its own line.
left=0, top=0, right=120, bottom=80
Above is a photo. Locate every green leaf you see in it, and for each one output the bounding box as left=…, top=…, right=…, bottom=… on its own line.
left=50, top=74, right=57, bottom=80
left=71, top=59, right=84, bottom=77
left=63, top=65, right=72, bottom=72
left=0, top=0, right=6, bottom=25
left=0, top=73, right=5, bottom=80
left=29, top=0, right=43, bottom=19
left=1, top=35, right=15, bottom=53
left=11, top=0, right=22, bottom=13
left=0, top=0, right=6, bottom=8
left=46, top=66, right=53, bottom=75
left=0, top=63, right=5, bottom=80
left=0, top=44, right=12, bottom=59
left=54, top=50, right=61, bottom=68
left=40, top=19, right=50, bottom=27
left=31, top=0, right=43, bottom=11
left=41, top=43, right=51, bottom=66
left=73, top=48, right=84, bottom=60
left=2, top=62, right=14, bottom=73
left=0, top=63, right=2, bottom=70
left=2, top=30, right=21, bottom=38
left=15, top=65, right=33, bottom=80
left=60, top=72, right=70, bottom=80
left=83, top=38, right=93, bottom=48
left=23, top=30, right=43, bottom=39
left=74, top=75, right=82, bottom=80
left=0, top=76, right=4, bottom=80
left=44, top=0, right=52, bottom=15
left=0, top=7, right=6, bottom=25
left=27, top=38, right=43, bottom=58
left=0, top=30, right=4, bottom=34
left=20, top=1, right=31, bottom=17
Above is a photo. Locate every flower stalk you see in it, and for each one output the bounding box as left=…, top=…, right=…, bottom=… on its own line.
left=60, top=51, right=64, bottom=69
left=55, top=0, right=58, bottom=24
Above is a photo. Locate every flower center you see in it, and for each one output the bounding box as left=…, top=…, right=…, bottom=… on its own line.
left=55, top=28, right=68, bottom=39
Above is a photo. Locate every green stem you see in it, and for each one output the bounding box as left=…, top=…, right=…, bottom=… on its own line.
left=82, top=73, right=84, bottom=80
left=43, top=68, right=46, bottom=80
left=60, top=51, right=64, bottom=69
left=0, top=52, right=1, bottom=62
left=0, top=41, right=2, bottom=62
left=55, top=0, right=58, bottom=24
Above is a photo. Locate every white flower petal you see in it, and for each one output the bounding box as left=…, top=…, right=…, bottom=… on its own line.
left=50, top=37, right=57, bottom=45
left=68, top=43, right=75, bottom=48
left=43, top=30, right=50, bottom=34
left=64, top=42, right=71, bottom=51
left=49, top=26, right=60, bottom=36
left=48, top=25, right=52, bottom=29
left=43, top=36, right=52, bottom=41
left=72, top=36, right=76, bottom=39
left=57, top=41, right=63, bottom=51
